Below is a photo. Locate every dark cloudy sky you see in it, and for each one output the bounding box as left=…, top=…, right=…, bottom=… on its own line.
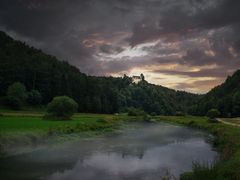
left=1, top=0, right=240, bottom=93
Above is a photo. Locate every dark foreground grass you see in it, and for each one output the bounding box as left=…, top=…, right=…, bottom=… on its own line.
left=155, top=116, right=240, bottom=180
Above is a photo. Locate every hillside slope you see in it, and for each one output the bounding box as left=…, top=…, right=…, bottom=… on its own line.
left=192, top=70, right=240, bottom=117
left=0, top=31, right=199, bottom=114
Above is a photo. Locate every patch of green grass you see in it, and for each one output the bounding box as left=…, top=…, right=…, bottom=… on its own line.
left=0, top=113, right=114, bottom=132
left=0, top=111, right=122, bottom=156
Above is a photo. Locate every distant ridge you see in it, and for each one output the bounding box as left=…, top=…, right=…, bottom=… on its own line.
left=4, top=30, right=238, bottom=116
left=191, top=69, right=240, bottom=117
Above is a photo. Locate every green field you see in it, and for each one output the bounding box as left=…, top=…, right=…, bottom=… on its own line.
left=0, top=112, right=116, bottom=133
left=0, top=111, right=126, bottom=157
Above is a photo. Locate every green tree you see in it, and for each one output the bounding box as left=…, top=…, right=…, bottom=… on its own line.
left=7, top=82, right=27, bottom=109
left=46, top=96, right=78, bottom=119
left=206, top=109, right=220, bottom=119
left=232, top=91, right=240, bottom=117
left=92, top=96, right=102, bottom=113
left=127, top=107, right=146, bottom=116
left=27, top=90, right=42, bottom=105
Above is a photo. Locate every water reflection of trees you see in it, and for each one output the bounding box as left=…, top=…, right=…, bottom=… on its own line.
left=121, top=147, right=145, bottom=159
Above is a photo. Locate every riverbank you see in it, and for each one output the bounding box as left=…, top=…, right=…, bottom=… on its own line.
left=1, top=111, right=240, bottom=179
left=0, top=112, right=124, bottom=157
left=0, top=110, right=149, bottom=157
left=155, top=116, right=240, bottom=180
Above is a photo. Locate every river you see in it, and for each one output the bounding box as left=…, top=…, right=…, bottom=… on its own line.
left=0, top=122, right=217, bottom=180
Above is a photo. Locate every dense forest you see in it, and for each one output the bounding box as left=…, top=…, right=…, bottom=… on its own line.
left=191, top=70, right=240, bottom=117
left=0, top=31, right=199, bottom=115
left=0, top=30, right=239, bottom=117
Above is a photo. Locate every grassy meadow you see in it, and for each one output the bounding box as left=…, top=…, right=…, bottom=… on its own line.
left=0, top=109, right=125, bottom=156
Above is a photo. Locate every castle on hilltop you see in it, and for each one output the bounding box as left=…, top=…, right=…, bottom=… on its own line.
left=132, top=74, right=145, bottom=84
left=132, top=76, right=141, bottom=84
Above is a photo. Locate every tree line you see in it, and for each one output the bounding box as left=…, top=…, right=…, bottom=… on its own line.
left=1, top=30, right=240, bottom=117
left=0, top=31, right=199, bottom=115
left=190, top=70, right=240, bottom=117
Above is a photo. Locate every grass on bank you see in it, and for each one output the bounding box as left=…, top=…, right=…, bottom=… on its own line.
left=0, top=111, right=126, bottom=156
left=0, top=113, right=117, bottom=133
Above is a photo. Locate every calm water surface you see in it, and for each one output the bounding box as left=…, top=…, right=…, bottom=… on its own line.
left=0, top=123, right=217, bottom=180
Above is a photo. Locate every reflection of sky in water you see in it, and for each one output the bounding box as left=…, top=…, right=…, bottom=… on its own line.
left=0, top=123, right=217, bottom=180
left=45, top=124, right=217, bottom=180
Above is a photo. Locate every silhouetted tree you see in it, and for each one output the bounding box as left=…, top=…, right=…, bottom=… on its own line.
left=46, top=96, right=78, bottom=119
left=207, top=109, right=220, bottom=119
left=27, top=90, right=42, bottom=105
left=7, top=82, right=27, bottom=109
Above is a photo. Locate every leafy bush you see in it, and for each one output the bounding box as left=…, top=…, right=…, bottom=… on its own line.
left=7, top=82, right=27, bottom=109
left=27, top=90, right=42, bottom=105
left=150, top=112, right=157, bottom=116
left=127, top=107, right=146, bottom=116
left=143, top=114, right=157, bottom=123
left=176, top=111, right=186, bottom=116
left=232, top=91, right=240, bottom=117
left=206, top=109, right=220, bottom=119
left=46, top=96, right=78, bottom=120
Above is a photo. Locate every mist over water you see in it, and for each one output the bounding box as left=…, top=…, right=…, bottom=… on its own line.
left=0, top=123, right=217, bottom=180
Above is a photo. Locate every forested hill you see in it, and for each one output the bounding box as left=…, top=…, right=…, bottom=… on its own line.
left=0, top=31, right=199, bottom=115
left=191, top=70, right=240, bottom=117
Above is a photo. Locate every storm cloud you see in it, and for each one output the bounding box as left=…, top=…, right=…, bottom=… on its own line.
left=0, top=0, right=240, bottom=93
